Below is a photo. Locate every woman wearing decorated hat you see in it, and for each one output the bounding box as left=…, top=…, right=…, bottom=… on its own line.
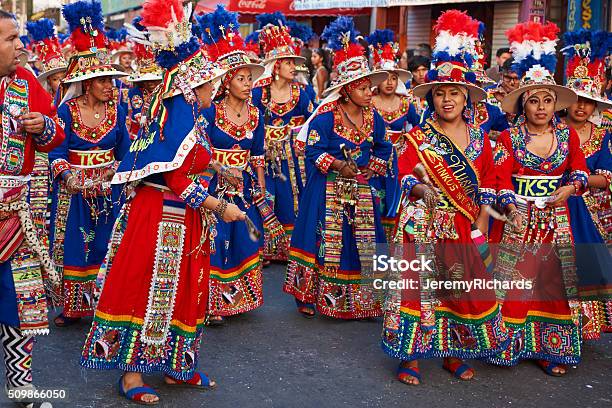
left=366, top=29, right=419, bottom=242
left=197, top=5, right=266, bottom=325
left=562, top=29, right=612, bottom=339
left=108, top=27, right=134, bottom=109
left=25, top=18, right=67, bottom=98
left=488, top=21, right=587, bottom=376
left=284, top=17, right=391, bottom=319
left=251, top=12, right=315, bottom=264
left=80, top=0, right=244, bottom=403
left=382, top=10, right=508, bottom=385
left=287, top=19, right=318, bottom=104
left=48, top=0, right=130, bottom=327
left=124, top=16, right=163, bottom=140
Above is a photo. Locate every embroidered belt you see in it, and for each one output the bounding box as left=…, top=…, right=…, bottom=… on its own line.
left=68, top=148, right=115, bottom=168
left=212, top=148, right=250, bottom=169
left=265, top=125, right=291, bottom=143
left=512, top=174, right=562, bottom=200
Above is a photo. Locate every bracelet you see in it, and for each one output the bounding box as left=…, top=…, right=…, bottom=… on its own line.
left=507, top=209, right=519, bottom=221
left=214, top=198, right=229, bottom=218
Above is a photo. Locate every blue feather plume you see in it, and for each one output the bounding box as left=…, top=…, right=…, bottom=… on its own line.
left=131, top=16, right=145, bottom=31
left=19, top=35, right=30, bottom=47
left=365, top=29, right=394, bottom=47
left=26, top=19, right=56, bottom=42
left=563, top=29, right=612, bottom=60
left=245, top=31, right=259, bottom=44
left=58, top=32, right=69, bottom=44
left=256, top=12, right=287, bottom=29
left=155, top=36, right=201, bottom=70
left=196, top=5, right=240, bottom=45
left=287, top=21, right=314, bottom=43
left=512, top=53, right=557, bottom=79
left=62, top=0, right=104, bottom=33
left=322, top=17, right=359, bottom=51
left=478, top=22, right=486, bottom=40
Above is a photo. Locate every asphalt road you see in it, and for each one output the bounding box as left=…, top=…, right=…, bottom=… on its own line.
left=1, top=263, right=610, bottom=408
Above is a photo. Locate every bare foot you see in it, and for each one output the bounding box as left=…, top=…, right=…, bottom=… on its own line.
left=122, top=372, right=159, bottom=404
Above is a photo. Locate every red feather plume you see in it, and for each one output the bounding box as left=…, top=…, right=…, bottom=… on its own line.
left=434, top=10, right=479, bottom=37
left=70, top=29, right=107, bottom=53
left=141, top=0, right=184, bottom=28
left=566, top=55, right=603, bottom=78
left=506, top=21, right=559, bottom=44
left=33, top=38, right=63, bottom=63
left=205, top=35, right=245, bottom=62
left=371, top=43, right=396, bottom=65
left=260, top=26, right=293, bottom=55
left=333, top=43, right=364, bottom=66
left=134, top=43, right=154, bottom=60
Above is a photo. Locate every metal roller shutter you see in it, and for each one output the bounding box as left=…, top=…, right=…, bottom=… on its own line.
left=491, top=2, right=521, bottom=55
left=405, top=6, right=432, bottom=49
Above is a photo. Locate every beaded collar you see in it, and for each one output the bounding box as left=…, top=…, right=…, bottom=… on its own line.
left=376, top=95, right=410, bottom=124
left=332, top=101, right=374, bottom=145
left=427, top=117, right=485, bottom=162
left=580, top=124, right=606, bottom=159
left=67, top=99, right=117, bottom=144
left=508, top=122, right=570, bottom=173
left=215, top=100, right=259, bottom=141
left=261, top=82, right=300, bottom=117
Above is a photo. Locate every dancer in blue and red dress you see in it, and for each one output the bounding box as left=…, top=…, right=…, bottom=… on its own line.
left=381, top=11, right=508, bottom=385
left=562, top=29, right=612, bottom=337
left=252, top=13, right=315, bottom=262
left=285, top=17, right=391, bottom=319
left=488, top=21, right=587, bottom=376
left=48, top=2, right=129, bottom=326
left=81, top=0, right=245, bottom=404
left=0, top=10, right=65, bottom=400
left=367, top=29, right=420, bottom=242
left=197, top=5, right=266, bottom=324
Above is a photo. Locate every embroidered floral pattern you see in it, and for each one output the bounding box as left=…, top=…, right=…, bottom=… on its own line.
left=493, top=143, right=510, bottom=166
left=508, top=123, right=570, bottom=174
left=262, top=83, right=300, bottom=116
left=33, top=115, right=57, bottom=147
left=478, top=188, right=497, bottom=206
left=378, top=96, right=411, bottom=124
left=332, top=102, right=374, bottom=145
left=497, top=189, right=516, bottom=208
left=581, top=125, right=606, bottom=158
left=315, top=153, right=335, bottom=174
left=67, top=99, right=117, bottom=144
left=307, top=129, right=320, bottom=146
left=180, top=182, right=209, bottom=209
left=215, top=101, right=259, bottom=141
left=368, top=156, right=387, bottom=176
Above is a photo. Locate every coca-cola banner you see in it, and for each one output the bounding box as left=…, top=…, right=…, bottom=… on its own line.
left=196, top=0, right=370, bottom=16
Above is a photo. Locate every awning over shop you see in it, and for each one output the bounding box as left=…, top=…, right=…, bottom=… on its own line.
left=196, top=0, right=370, bottom=16
left=294, top=0, right=386, bottom=10
left=294, top=0, right=515, bottom=9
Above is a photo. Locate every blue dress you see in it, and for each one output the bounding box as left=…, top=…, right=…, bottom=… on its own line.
left=200, top=100, right=265, bottom=316
left=372, top=95, right=420, bottom=241
left=567, top=125, right=612, bottom=339
left=252, top=82, right=315, bottom=261
left=283, top=100, right=392, bottom=319
left=49, top=98, right=130, bottom=318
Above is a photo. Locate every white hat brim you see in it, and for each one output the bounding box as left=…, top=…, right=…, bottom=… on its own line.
left=501, top=84, right=578, bottom=114
left=413, top=81, right=487, bottom=102
left=37, top=67, right=67, bottom=82
left=62, top=70, right=128, bottom=83
left=323, top=70, right=390, bottom=98
left=262, top=55, right=307, bottom=66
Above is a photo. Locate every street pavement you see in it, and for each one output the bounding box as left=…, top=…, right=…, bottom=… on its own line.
left=1, top=263, right=610, bottom=408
